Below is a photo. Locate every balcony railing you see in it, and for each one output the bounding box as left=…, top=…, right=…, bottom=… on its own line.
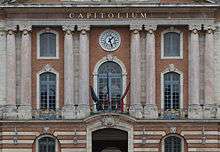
left=32, top=109, right=62, bottom=120
left=159, top=109, right=188, bottom=120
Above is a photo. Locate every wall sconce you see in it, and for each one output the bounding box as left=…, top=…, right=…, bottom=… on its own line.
left=142, top=128, right=146, bottom=145
left=201, top=126, right=207, bottom=144
left=13, top=127, right=18, bottom=145
left=73, top=129, right=78, bottom=144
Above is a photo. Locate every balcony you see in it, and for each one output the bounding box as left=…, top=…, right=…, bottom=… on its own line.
left=159, top=109, right=188, bottom=120
left=32, top=109, right=62, bottom=120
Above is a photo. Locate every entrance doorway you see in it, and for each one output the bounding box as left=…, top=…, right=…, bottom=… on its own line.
left=92, top=128, right=128, bottom=152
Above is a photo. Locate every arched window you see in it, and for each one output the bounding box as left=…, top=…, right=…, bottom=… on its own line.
left=164, top=72, right=180, bottom=110
left=40, top=32, right=56, bottom=57
left=97, top=61, right=123, bottom=111
left=38, top=137, right=55, bottom=152
left=163, top=32, right=182, bottom=58
left=40, top=72, right=56, bottom=110
left=164, top=136, right=182, bottom=152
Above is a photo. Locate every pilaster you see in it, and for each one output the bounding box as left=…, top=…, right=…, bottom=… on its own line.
left=62, top=25, right=76, bottom=119
left=188, top=25, right=202, bottom=119
left=18, top=24, right=32, bottom=119
left=5, top=25, right=17, bottom=119
left=203, top=25, right=217, bottom=119
left=129, top=24, right=143, bottom=119
left=143, top=25, right=158, bottom=119
left=77, top=25, right=90, bottom=119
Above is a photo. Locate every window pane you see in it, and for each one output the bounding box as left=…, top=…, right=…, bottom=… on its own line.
left=40, top=72, right=56, bottom=110
left=164, top=32, right=180, bottom=57
left=40, top=32, right=56, bottom=57
left=164, top=72, right=180, bottom=110
left=39, top=137, right=55, bottom=152
left=97, top=61, right=122, bottom=111
left=165, top=136, right=182, bottom=152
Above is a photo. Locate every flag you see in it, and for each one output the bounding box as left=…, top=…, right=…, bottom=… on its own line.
left=119, top=82, right=130, bottom=112
left=90, top=86, right=99, bottom=103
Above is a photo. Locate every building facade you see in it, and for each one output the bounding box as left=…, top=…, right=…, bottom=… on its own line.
left=0, top=0, right=220, bottom=152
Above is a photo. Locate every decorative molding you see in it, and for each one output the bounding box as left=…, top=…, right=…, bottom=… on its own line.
left=19, top=24, right=32, bottom=32
left=100, top=115, right=119, bottom=128
left=77, top=24, right=90, bottom=31
left=144, top=24, right=157, bottom=31
left=189, top=24, right=202, bottom=31
left=130, top=24, right=142, bottom=31
left=62, top=24, right=75, bottom=32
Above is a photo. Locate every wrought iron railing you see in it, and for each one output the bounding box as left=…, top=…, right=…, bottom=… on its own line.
left=32, top=109, right=62, bottom=120
left=90, top=102, right=129, bottom=115
left=158, top=109, right=188, bottom=120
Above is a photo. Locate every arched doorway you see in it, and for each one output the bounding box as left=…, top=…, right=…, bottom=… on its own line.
left=92, top=128, right=128, bottom=152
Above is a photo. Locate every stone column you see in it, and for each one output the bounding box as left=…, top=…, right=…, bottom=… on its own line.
left=143, top=25, right=158, bottom=119
left=6, top=26, right=17, bottom=119
left=129, top=25, right=143, bottom=119
left=188, top=25, right=202, bottom=119
left=0, top=28, right=7, bottom=118
left=204, top=26, right=217, bottom=119
left=78, top=25, right=90, bottom=119
left=19, top=25, right=32, bottom=119
left=62, top=25, right=76, bottom=119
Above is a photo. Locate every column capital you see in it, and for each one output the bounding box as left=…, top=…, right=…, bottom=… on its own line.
left=62, top=25, right=75, bottom=33
left=204, top=25, right=216, bottom=34
left=19, top=24, right=32, bottom=32
left=5, top=25, right=17, bottom=33
left=77, top=25, right=90, bottom=32
left=130, top=24, right=142, bottom=32
left=189, top=24, right=202, bottom=33
left=144, top=25, right=157, bottom=33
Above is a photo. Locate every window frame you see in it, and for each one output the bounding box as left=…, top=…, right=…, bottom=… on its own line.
left=162, top=134, right=184, bottom=152
left=161, top=29, right=183, bottom=59
left=36, top=65, right=59, bottom=110
left=37, top=29, right=59, bottom=59
left=161, top=65, right=183, bottom=110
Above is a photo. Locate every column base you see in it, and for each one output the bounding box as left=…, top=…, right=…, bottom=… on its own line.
left=77, top=104, right=90, bottom=119
left=188, top=104, right=203, bottom=119
left=62, top=105, right=77, bottom=119
left=129, top=104, right=143, bottom=119
left=17, top=105, right=32, bottom=119
left=204, top=104, right=217, bottom=119
left=1, top=105, right=18, bottom=119
left=143, top=104, right=158, bottom=119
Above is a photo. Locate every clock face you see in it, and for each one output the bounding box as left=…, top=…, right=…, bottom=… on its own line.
left=99, top=30, right=121, bottom=52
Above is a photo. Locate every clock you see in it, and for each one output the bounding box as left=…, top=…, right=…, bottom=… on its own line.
left=99, top=30, right=121, bottom=52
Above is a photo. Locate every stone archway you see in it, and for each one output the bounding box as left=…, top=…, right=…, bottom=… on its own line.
left=92, top=128, right=127, bottom=152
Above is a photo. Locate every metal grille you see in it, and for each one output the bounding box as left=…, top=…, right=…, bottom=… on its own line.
left=39, top=137, right=55, bottom=152
left=164, top=136, right=182, bottom=152
left=97, top=61, right=122, bottom=111
left=164, top=32, right=180, bottom=57
left=40, top=32, right=56, bottom=57
left=40, top=72, right=56, bottom=110
left=164, top=72, right=180, bottom=110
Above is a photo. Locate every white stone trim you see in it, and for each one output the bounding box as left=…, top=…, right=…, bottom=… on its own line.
left=37, top=29, right=59, bottom=59
left=134, top=148, right=158, bottom=152
left=161, top=28, right=183, bottom=59
left=134, top=131, right=166, bottom=136
left=188, top=148, right=220, bottom=152
left=86, top=120, right=133, bottom=152
left=92, top=55, right=127, bottom=111
left=35, top=134, right=59, bottom=152
left=61, top=149, right=86, bottom=152
left=160, top=64, right=184, bottom=109
left=161, top=134, right=184, bottom=152
left=1, top=150, right=32, bottom=152
left=36, top=64, right=59, bottom=109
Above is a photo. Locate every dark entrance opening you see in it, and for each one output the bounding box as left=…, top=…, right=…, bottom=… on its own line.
left=92, top=128, right=128, bottom=152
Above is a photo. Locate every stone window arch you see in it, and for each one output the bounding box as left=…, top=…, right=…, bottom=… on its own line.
left=35, top=135, right=59, bottom=152
left=161, top=134, right=185, bottom=152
